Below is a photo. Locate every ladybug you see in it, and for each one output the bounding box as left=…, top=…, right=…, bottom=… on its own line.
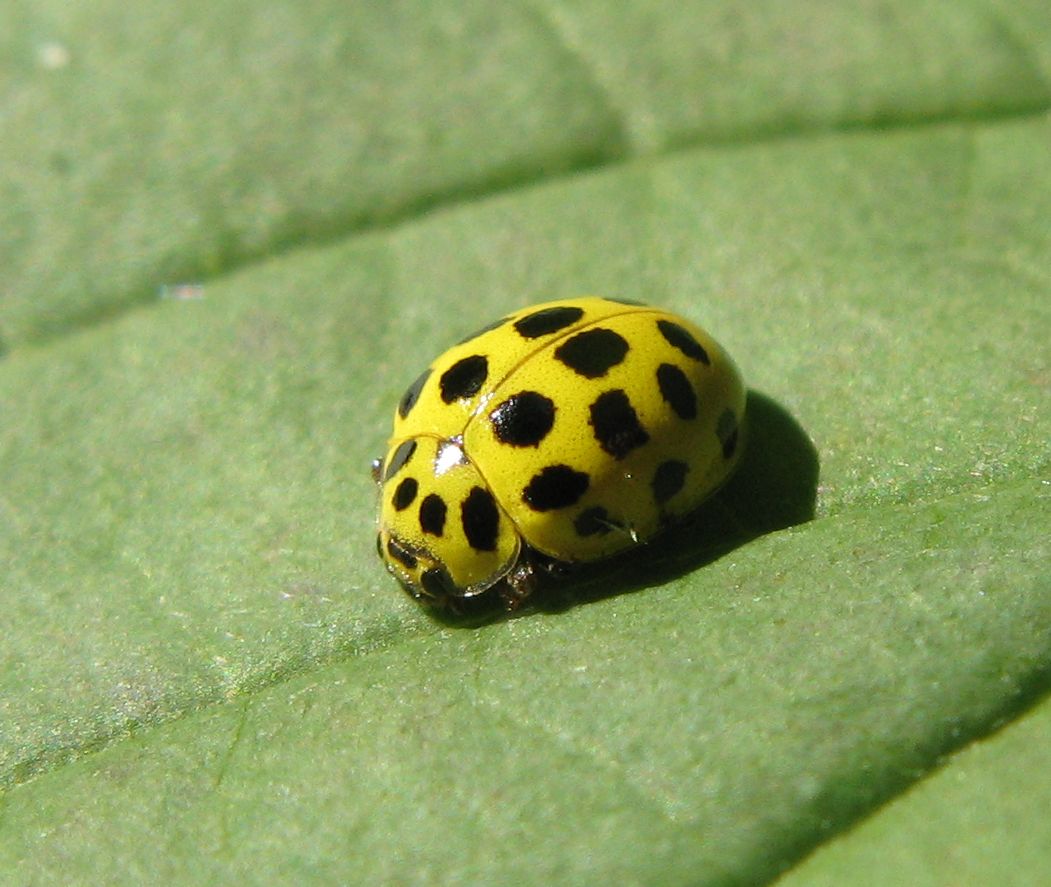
left=373, top=297, right=745, bottom=610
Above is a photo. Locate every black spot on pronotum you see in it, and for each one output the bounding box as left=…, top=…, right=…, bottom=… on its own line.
left=489, top=391, right=556, bottom=447
left=574, top=506, right=616, bottom=537
left=554, top=328, right=630, bottom=378
left=383, top=439, right=417, bottom=481
left=522, top=465, right=590, bottom=511
left=392, top=477, right=418, bottom=511
left=399, top=369, right=432, bottom=419
left=440, top=355, right=488, bottom=403
left=652, top=460, right=688, bottom=505
left=717, top=408, right=739, bottom=459
left=456, top=315, right=510, bottom=345
left=421, top=567, right=456, bottom=600
left=461, top=486, right=500, bottom=552
left=386, top=537, right=418, bottom=570
left=418, top=494, right=447, bottom=536
left=589, top=389, right=650, bottom=459
left=514, top=306, right=584, bottom=339
left=657, top=319, right=710, bottom=364
left=656, top=363, right=697, bottom=420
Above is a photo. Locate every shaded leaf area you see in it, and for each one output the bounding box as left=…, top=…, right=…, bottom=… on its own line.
left=2, top=0, right=1050, bottom=349
left=0, top=481, right=1048, bottom=885
left=778, top=694, right=1051, bottom=887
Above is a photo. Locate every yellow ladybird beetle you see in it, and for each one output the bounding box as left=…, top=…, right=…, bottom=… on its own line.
left=373, top=297, right=745, bottom=610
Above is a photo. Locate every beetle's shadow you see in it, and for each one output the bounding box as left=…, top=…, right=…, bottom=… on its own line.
left=432, top=390, right=819, bottom=626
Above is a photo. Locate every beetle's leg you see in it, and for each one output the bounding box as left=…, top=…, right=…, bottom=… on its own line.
left=500, top=558, right=537, bottom=611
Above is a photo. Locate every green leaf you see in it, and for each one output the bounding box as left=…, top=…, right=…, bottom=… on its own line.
left=2, top=1, right=1050, bottom=884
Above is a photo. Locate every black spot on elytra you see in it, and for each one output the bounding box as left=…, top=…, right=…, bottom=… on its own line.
left=383, top=439, right=417, bottom=481
left=657, top=363, right=697, bottom=420
left=440, top=355, right=488, bottom=403
left=554, top=328, right=630, bottom=378
left=392, top=477, right=418, bottom=511
left=375, top=533, right=384, bottom=559
left=489, top=391, right=556, bottom=447
left=652, top=460, right=688, bottom=505
left=386, top=536, right=418, bottom=569
left=589, top=389, right=650, bottom=459
left=574, top=506, right=616, bottom=537
left=522, top=465, right=590, bottom=511
left=419, top=494, right=447, bottom=536
left=421, top=566, right=455, bottom=599
left=399, top=369, right=431, bottom=419
left=602, top=297, right=645, bottom=306
left=717, top=409, right=739, bottom=459
left=514, top=305, right=584, bottom=338
left=461, top=486, right=500, bottom=551
left=657, top=319, right=710, bottom=364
